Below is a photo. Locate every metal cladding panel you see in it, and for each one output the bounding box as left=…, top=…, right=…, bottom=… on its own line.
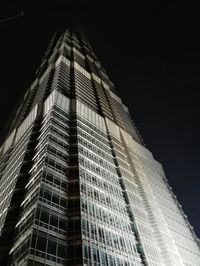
left=55, top=55, right=70, bottom=67
left=105, top=117, right=120, bottom=139
left=39, top=64, right=54, bottom=84
left=55, top=90, right=70, bottom=112
left=109, top=90, right=122, bottom=104
left=1, top=129, right=16, bottom=155
left=73, top=61, right=91, bottom=79
left=14, top=105, right=38, bottom=144
left=91, top=72, right=101, bottom=84
left=76, top=99, right=106, bottom=132
left=43, top=90, right=70, bottom=115
left=120, top=128, right=153, bottom=161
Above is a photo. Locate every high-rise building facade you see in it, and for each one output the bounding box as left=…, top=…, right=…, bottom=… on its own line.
left=0, top=30, right=199, bottom=266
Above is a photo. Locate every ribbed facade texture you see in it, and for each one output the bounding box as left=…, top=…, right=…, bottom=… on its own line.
left=0, top=30, right=199, bottom=266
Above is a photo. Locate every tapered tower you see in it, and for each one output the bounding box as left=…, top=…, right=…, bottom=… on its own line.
left=0, top=30, right=199, bottom=266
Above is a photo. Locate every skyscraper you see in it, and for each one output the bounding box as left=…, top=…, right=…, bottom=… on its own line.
left=0, top=29, right=199, bottom=266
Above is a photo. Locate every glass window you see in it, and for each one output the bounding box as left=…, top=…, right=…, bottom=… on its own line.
left=47, top=240, right=56, bottom=255
left=36, top=236, right=47, bottom=252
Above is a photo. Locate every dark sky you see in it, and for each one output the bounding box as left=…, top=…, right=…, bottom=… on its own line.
left=0, top=1, right=199, bottom=236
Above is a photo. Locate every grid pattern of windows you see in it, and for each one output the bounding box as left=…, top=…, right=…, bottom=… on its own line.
left=0, top=30, right=200, bottom=266
left=0, top=127, right=33, bottom=235
left=74, top=116, right=142, bottom=266
left=9, top=107, right=69, bottom=265
left=119, top=128, right=200, bottom=266
left=107, top=130, right=163, bottom=265
left=139, top=158, right=200, bottom=265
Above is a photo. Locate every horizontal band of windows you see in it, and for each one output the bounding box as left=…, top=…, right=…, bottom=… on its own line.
left=37, top=132, right=69, bottom=152
left=32, top=148, right=68, bottom=171
left=75, top=96, right=98, bottom=109
left=78, top=150, right=115, bottom=172
left=33, top=139, right=69, bottom=161
left=33, top=222, right=66, bottom=240
left=82, top=238, right=140, bottom=264
left=76, top=135, right=111, bottom=154
left=41, top=115, right=69, bottom=134
left=81, top=223, right=137, bottom=255
left=36, top=134, right=69, bottom=153
left=80, top=177, right=123, bottom=201
left=79, top=155, right=116, bottom=176
left=75, top=117, right=107, bottom=137
left=81, top=212, right=133, bottom=238
left=74, top=127, right=110, bottom=148
left=78, top=143, right=113, bottom=163
left=75, top=87, right=96, bottom=96
left=37, top=128, right=69, bottom=146
left=80, top=189, right=127, bottom=215
left=30, top=158, right=68, bottom=178
left=30, top=233, right=67, bottom=259
left=75, top=92, right=96, bottom=102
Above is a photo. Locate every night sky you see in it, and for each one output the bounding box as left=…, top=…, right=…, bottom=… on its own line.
left=0, top=2, right=199, bottom=237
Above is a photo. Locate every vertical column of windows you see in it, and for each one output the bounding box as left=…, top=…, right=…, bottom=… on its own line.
left=114, top=100, right=142, bottom=143
left=13, top=85, right=38, bottom=130
left=107, top=94, right=125, bottom=129
left=62, top=43, right=71, bottom=61
left=9, top=107, right=69, bottom=265
left=0, top=122, right=38, bottom=265
left=108, top=133, right=152, bottom=266
left=131, top=151, right=181, bottom=265
left=118, top=132, right=184, bottom=265
left=67, top=115, right=82, bottom=266
left=0, top=129, right=31, bottom=234
left=73, top=48, right=86, bottom=69
left=75, top=116, right=142, bottom=266
left=86, top=56, right=98, bottom=75
left=93, top=80, right=114, bottom=121
left=51, top=62, right=71, bottom=97
left=73, top=68, right=98, bottom=112
left=28, top=108, right=69, bottom=265
left=139, top=157, right=200, bottom=265
left=32, top=70, right=54, bottom=108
